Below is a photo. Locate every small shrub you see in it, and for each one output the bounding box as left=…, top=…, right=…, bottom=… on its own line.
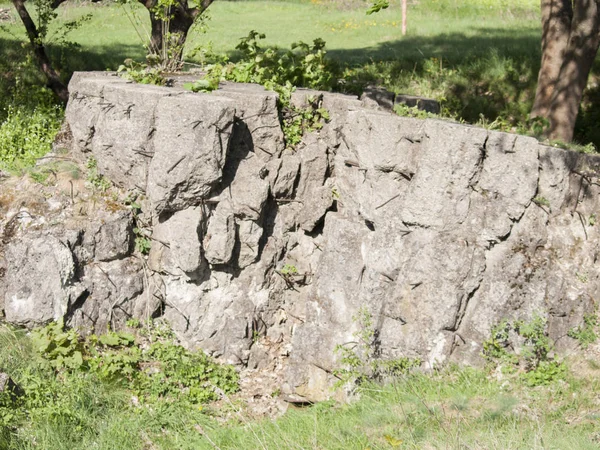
left=334, top=307, right=420, bottom=387
left=483, top=315, right=566, bottom=386
left=568, top=313, right=599, bottom=348
left=482, top=319, right=518, bottom=367
left=85, top=157, right=111, bottom=192
left=117, top=58, right=167, bottom=86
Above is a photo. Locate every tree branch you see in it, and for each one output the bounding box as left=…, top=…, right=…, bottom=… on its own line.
left=11, top=0, right=69, bottom=103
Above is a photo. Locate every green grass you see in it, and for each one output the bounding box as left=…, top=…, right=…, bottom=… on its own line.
left=194, top=367, right=600, bottom=449
left=3, top=324, right=600, bottom=449
left=0, top=0, right=542, bottom=67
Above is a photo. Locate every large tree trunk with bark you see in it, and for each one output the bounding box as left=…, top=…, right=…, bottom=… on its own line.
left=546, top=0, right=600, bottom=142
left=531, top=0, right=573, bottom=118
left=11, top=0, right=69, bottom=103
left=533, top=0, right=600, bottom=142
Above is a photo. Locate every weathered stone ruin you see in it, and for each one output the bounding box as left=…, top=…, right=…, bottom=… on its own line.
left=1, top=72, right=600, bottom=400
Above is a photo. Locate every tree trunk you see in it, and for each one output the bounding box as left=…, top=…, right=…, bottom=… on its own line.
left=531, top=0, right=572, bottom=118
left=148, top=9, right=195, bottom=66
left=142, top=0, right=214, bottom=67
left=546, top=0, right=600, bottom=142
left=11, top=0, right=69, bottom=103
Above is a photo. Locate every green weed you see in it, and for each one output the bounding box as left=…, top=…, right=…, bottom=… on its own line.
left=393, top=102, right=441, bottom=120
left=85, top=157, right=111, bottom=193
left=117, top=58, right=167, bottom=86
left=533, top=196, right=550, bottom=207
left=483, top=315, right=567, bottom=386
left=334, top=307, right=420, bottom=387
left=568, top=313, right=599, bottom=349
left=0, top=320, right=239, bottom=449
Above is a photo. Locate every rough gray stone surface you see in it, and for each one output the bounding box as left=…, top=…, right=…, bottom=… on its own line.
left=147, top=94, right=235, bottom=214
left=204, top=201, right=236, bottom=265
left=3, top=235, right=77, bottom=327
left=395, top=94, right=441, bottom=114
left=83, top=210, right=134, bottom=262
left=69, top=257, right=145, bottom=332
left=3, top=73, right=600, bottom=402
left=149, top=206, right=206, bottom=277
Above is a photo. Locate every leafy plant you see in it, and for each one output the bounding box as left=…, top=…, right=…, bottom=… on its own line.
left=514, top=315, right=552, bottom=370
left=481, top=319, right=517, bottom=367
left=394, top=103, right=441, bottom=120
left=568, top=313, right=599, bottom=348
left=533, top=196, right=550, bottom=207
left=483, top=315, right=566, bottom=386
left=521, top=360, right=567, bottom=387
left=183, top=76, right=219, bottom=93
left=281, top=95, right=330, bottom=148
left=589, top=213, right=596, bottom=226
left=11, top=320, right=239, bottom=410
left=85, top=157, right=111, bottom=192
left=124, top=193, right=152, bottom=255
left=367, top=0, right=390, bottom=15
left=30, top=319, right=85, bottom=372
left=334, top=307, right=420, bottom=388
left=134, top=229, right=152, bottom=255
left=280, top=264, right=298, bottom=275
left=117, top=58, right=167, bottom=86
left=194, top=31, right=333, bottom=148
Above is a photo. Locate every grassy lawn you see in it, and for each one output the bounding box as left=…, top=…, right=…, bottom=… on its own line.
left=0, top=0, right=542, bottom=67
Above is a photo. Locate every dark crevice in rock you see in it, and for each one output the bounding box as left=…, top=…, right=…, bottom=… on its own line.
left=468, top=132, right=489, bottom=189
left=401, top=220, right=427, bottom=231
left=257, top=194, right=278, bottom=261
left=290, top=162, right=302, bottom=200
left=66, top=289, right=90, bottom=322
left=157, top=210, right=175, bottom=225
left=219, top=118, right=253, bottom=191
left=446, top=281, right=481, bottom=334
left=227, top=222, right=244, bottom=278
left=324, top=152, right=333, bottom=180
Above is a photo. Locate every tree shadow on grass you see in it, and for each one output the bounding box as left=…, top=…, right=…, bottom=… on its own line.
left=324, top=28, right=600, bottom=147
left=326, top=27, right=543, bottom=66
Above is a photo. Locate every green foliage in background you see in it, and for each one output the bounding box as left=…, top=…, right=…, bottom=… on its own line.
left=0, top=79, right=63, bottom=173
